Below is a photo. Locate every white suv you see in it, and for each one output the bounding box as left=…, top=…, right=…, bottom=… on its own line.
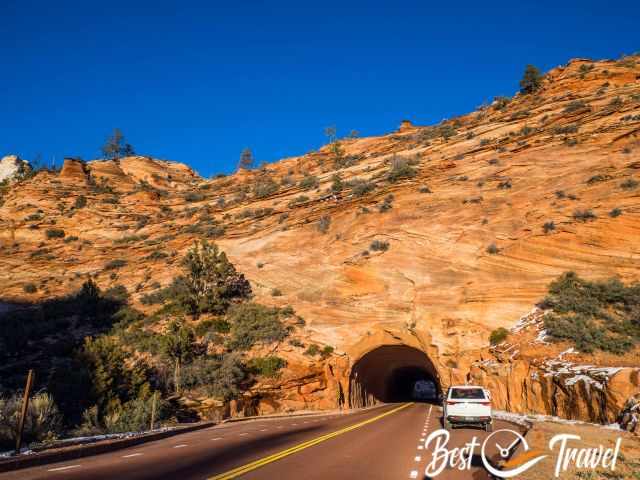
left=443, top=385, right=492, bottom=432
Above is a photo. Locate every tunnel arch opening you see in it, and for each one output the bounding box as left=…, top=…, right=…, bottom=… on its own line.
left=349, top=345, right=441, bottom=408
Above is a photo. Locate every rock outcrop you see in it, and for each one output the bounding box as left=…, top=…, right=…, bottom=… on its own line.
left=0, top=155, right=30, bottom=183
left=59, top=157, right=89, bottom=184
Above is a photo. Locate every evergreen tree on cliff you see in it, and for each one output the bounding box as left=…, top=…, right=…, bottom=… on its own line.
left=102, top=128, right=135, bottom=160
left=519, top=64, right=543, bottom=94
left=238, top=147, right=254, bottom=170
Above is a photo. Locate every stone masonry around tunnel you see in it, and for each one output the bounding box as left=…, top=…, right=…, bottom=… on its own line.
left=348, top=345, right=441, bottom=407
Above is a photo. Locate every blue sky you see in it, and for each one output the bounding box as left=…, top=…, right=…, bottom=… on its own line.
left=1, top=1, right=638, bottom=177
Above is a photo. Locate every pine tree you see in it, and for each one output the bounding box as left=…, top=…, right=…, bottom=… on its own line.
left=177, top=240, right=252, bottom=317
left=519, top=65, right=543, bottom=94
left=160, top=321, right=196, bottom=394
left=238, top=148, right=254, bottom=170
left=102, top=128, right=135, bottom=160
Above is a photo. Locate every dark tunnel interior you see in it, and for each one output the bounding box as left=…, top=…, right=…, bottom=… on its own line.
left=349, top=345, right=441, bottom=407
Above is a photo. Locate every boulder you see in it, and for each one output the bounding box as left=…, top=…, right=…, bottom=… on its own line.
left=0, top=155, right=31, bottom=183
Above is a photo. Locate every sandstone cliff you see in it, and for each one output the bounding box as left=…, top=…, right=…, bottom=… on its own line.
left=1, top=56, right=640, bottom=425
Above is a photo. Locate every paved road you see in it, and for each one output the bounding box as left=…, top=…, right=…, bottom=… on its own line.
left=1, top=403, right=523, bottom=480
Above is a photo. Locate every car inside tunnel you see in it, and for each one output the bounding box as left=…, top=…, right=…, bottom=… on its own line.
left=349, top=345, right=441, bottom=407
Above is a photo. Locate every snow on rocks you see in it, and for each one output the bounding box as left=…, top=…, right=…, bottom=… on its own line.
left=494, top=409, right=623, bottom=430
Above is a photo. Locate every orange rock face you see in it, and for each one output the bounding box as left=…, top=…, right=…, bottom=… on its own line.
left=1, top=56, right=640, bottom=423
left=59, top=157, right=89, bottom=184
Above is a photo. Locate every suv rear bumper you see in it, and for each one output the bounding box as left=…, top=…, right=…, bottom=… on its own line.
left=447, top=415, right=491, bottom=424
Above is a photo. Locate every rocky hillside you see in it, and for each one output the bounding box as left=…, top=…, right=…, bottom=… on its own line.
left=1, top=55, right=640, bottom=427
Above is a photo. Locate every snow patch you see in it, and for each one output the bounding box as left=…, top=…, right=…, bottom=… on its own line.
left=494, top=410, right=623, bottom=430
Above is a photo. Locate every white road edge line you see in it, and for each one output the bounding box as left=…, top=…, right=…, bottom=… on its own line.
left=47, top=465, right=81, bottom=472
left=239, top=433, right=249, bottom=436
left=122, top=453, right=143, bottom=458
left=173, top=444, right=188, bottom=448
left=211, top=437, right=223, bottom=441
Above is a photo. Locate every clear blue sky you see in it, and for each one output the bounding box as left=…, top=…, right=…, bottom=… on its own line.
left=2, top=1, right=638, bottom=176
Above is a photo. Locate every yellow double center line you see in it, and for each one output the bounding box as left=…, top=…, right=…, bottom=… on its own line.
left=209, top=403, right=412, bottom=480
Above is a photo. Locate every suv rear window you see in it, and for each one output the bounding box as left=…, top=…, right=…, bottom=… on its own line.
left=450, top=388, right=485, bottom=400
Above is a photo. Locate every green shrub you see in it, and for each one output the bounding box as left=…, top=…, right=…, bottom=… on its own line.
left=0, top=392, right=62, bottom=449
left=553, top=124, right=579, bottom=135
left=320, top=345, right=334, bottom=359
left=46, top=229, right=65, bottom=239
left=227, top=303, right=288, bottom=350
left=609, top=96, right=623, bottom=108
left=105, top=259, right=127, bottom=270
left=144, top=250, right=169, bottom=261
left=564, top=100, right=589, bottom=113
left=378, top=195, right=394, bottom=212
left=79, top=335, right=151, bottom=414
left=114, top=234, right=148, bottom=244
left=370, top=240, right=389, bottom=252
left=271, top=288, right=283, bottom=297
left=304, top=344, right=320, bottom=356
left=299, top=175, right=319, bottom=190
left=23, top=283, right=37, bottom=293
left=248, top=356, right=287, bottom=378
left=387, top=157, right=417, bottom=182
left=25, top=213, right=43, bottom=222
left=542, top=272, right=640, bottom=354
left=101, top=395, right=169, bottom=434
left=489, top=327, right=509, bottom=345
left=438, top=124, right=457, bottom=140
left=621, top=178, right=638, bottom=190
left=288, top=195, right=309, bottom=208
left=486, top=243, right=499, bottom=254
left=74, top=195, right=87, bottom=209
left=578, top=63, right=594, bottom=76
left=573, top=209, right=597, bottom=222
left=103, top=285, right=130, bottom=302
left=195, top=318, right=230, bottom=336
left=543, top=221, right=556, bottom=233
left=330, top=175, right=344, bottom=193
left=609, top=208, right=622, bottom=218
left=348, top=178, right=375, bottom=197
left=254, top=177, right=279, bottom=199
left=586, top=174, right=610, bottom=184
left=181, top=354, right=247, bottom=400
left=185, top=192, right=205, bottom=202
left=236, top=207, right=273, bottom=219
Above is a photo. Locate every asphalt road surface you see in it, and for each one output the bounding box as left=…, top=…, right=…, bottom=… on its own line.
left=1, top=403, right=524, bottom=480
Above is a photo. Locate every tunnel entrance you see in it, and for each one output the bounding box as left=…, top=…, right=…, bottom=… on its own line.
left=349, top=345, right=441, bottom=407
